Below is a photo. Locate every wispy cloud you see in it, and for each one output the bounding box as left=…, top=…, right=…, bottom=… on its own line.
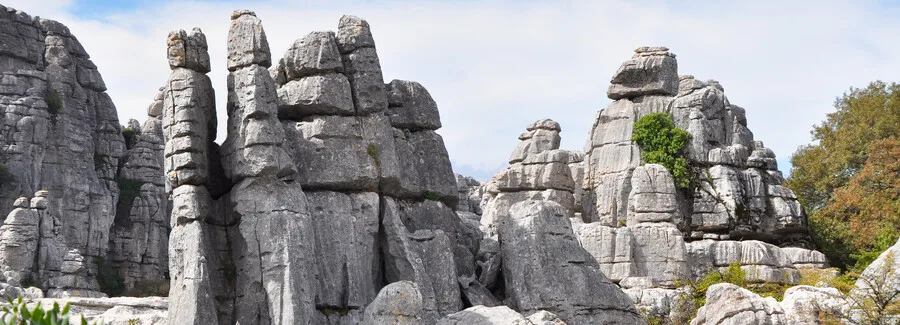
left=12, top=0, right=900, bottom=180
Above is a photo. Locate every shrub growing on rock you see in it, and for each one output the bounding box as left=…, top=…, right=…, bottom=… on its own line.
left=121, top=127, right=137, bottom=150
left=632, top=112, right=692, bottom=188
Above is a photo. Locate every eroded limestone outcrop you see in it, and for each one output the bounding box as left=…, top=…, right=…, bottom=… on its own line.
left=584, top=47, right=809, bottom=246
left=161, top=26, right=218, bottom=325
left=690, top=283, right=847, bottom=325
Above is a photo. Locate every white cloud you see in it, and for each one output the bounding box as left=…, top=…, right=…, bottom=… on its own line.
left=16, top=0, right=900, bottom=180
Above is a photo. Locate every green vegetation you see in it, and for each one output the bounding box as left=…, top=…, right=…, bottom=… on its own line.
left=0, top=297, right=88, bottom=325
left=45, top=89, right=62, bottom=115
left=423, top=192, right=441, bottom=201
left=787, top=81, right=900, bottom=272
left=121, top=127, right=137, bottom=150
left=632, top=113, right=692, bottom=188
left=366, top=144, right=380, bottom=168
left=95, top=257, right=124, bottom=297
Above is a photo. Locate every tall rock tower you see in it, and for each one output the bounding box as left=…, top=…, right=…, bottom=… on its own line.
left=162, top=10, right=472, bottom=324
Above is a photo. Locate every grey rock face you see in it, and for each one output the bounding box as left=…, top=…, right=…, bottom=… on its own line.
left=386, top=80, right=441, bottom=130
left=342, top=47, right=388, bottom=115
left=0, top=4, right=126, bottom=270
left=226, top=10, right=270, bottom=70
left=228, top=176, right=316, bottom=325
left=361, top=281, right=425, bottom=325
left=0, top=192, right=102, bottom=298
left=281, top=31, right=343, bottom=81
left=277, top=73, right=354, bottom=118
left=381, top=197, right=462, bottom=323
left=607, top=47, right=678, bottom=100
left=167, top=28, right=210, bottom=73
left=690, top=283, right=785, bottom=325
left=307, top=191, right=380, bottom=308
left=437, top=305, right=534, bottom=325
left=686, top=240, right=801, bottom=285
left=577, top=46, right=821, bottom=294
left=455, top=174, right=484, bottom=215
left=336, top=15, right=376, bottom=53
left=162, top=27, right=219, bottom=325
left=281, top=115, right=386, bottom=190
left=110, top=115, right=169, bottom=288
left=47, top=249, right=105, bottom=298
left=221, top=11, right=318, bottom=325
left=853, top=236, right=900, bottom=301
left=498, top=200, right=643, bottom=324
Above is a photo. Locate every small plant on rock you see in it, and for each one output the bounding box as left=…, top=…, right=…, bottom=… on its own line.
left=423, top=192, right=441, bottom=201
left=632, top=113, right=692, bottom=188
left=121, top=127, right=137, bottom=150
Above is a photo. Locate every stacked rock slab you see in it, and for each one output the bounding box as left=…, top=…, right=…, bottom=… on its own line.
left=220, top=10, right=317, bottom=325
left=478, top=120, right=578, bottom=291
left=477, top=121, right=642, bottom=324
left=0, top=4, right=126, bottom=270
left=690, top=283, right=848, bottom=325
left=497, top=200, right=642, bottom=324
left=161, top=28, right=218, bottom=324
left=577, top=47, right=825, bottom=291
left=454, top=174, right=484, bottom=217
left=583, top=46, right=809, bottom=245
left=270, top=15, right=466, bottom=323
left=0, top=192, right=102, bottom=297
left=109, top=111, right=169, bottom=288
left=574, top=164, right=689, bottom=289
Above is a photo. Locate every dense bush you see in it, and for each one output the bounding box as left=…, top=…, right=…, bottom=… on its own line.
left=632, top=113, right=692, bottom=188
left=0, top=297, right=87, bottom=325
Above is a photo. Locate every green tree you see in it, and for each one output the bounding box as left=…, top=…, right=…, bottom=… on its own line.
left=632, top=113, right=692, bottom=188
left=788, top=81, right=900, bottom=271
left=787, top=81, right=900, bottom=211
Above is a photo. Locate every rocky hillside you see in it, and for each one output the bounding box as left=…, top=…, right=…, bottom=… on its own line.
left=1, top=4, right=894, bottom=325
left=0, top=3, right=167, bottom=299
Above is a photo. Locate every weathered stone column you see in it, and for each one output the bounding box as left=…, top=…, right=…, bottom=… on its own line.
left=221, top=10, right=316, bottom=324
left=162, top=28, right=218, bottom=325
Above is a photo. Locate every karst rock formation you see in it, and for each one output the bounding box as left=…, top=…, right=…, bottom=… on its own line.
left=0, top=4, right=846, bottom=325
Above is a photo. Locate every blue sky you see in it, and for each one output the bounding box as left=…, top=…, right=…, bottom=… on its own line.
left=9, top=0, right=900, bottom=180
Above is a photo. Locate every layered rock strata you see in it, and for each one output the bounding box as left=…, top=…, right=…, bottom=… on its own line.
left=0, top=191, right=105, bottom=297
left=161, top=27, right=219, bottom=324
left=270, top=14, right=468, bottom=323
left=109, top=113, right=168, bottom=288
left=690, top=283, right=847, bottom=325
left=0, top=3, right=127, bottom=276
left=0, top=4, right=173, bottom=293
left=583, top=46, right=809, bottom=246
left=576, top=47, right=825, bottom=284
